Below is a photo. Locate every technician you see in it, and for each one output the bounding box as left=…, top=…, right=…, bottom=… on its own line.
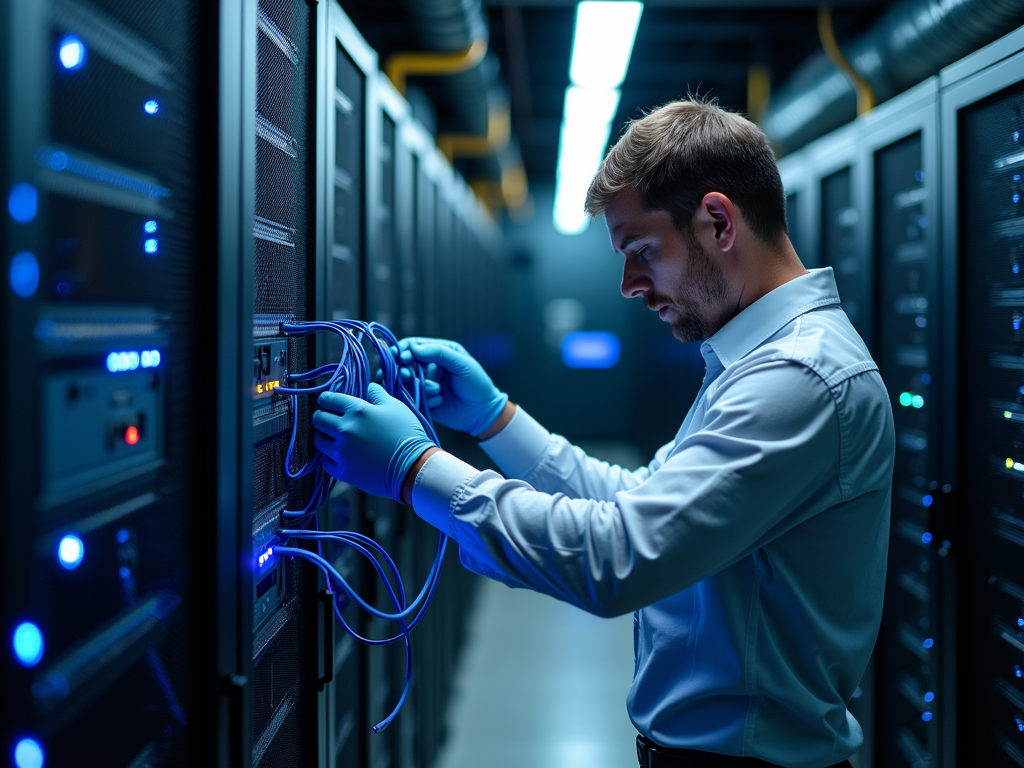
left=311, top=99, right=895, bottom=768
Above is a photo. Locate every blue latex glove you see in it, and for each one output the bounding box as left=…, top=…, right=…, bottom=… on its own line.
left=312, top=383, right=436, bottom=503
left=395, top=337, right=508, bottom=437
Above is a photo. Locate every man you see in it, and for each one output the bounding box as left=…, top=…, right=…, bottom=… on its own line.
left=311, top=99, right=895, bottom=768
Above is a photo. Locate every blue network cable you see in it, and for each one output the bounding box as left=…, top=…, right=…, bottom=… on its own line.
left=271, top=320, right=447, bottom=733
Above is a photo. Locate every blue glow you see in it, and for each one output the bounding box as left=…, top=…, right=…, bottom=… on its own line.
left=119, top=566, right=131, bottom=579
left=58, top=36, right=86, bottom=70
left=1017, top=617, right=1024, bottom=628
left=8, top=183, right=38, bottom=223
left=143, top=99, right=159, bottom=115
left=923, top=691, right=934, bottom=703
left=116, top=528, right=130, bottom=544
left=1015, top=664, right=1022, bottom=678
left=1015, top=174, right=1022, bottom=182
left=917, top=217, right=929, bottom=228
left=12, top=623, right=44, bottom=667
left=14, top=738, right=44, bottom=768
left=920, top=373, right=931, bottom=385
left=1015, top=317, right=1021, bottom=330
left=921, top=531, right=933, bottom=544
left=911, top=394, right=925, bottom=409
left=561, top=331, right=621, bottom=369
left=106, top=351, right=139, bottom=373
left=144, top=238, right=158, bottom=254
left=9, top=252, right=39, bottom=298
left=922, top=495, right=934, bottom=508
left=1014, top=193, right=1021, bottom=204
left=1016, top=131, right=1022, bottom=143
left=921, top=711, right=933, bottom=722
left=1015, top=264, right=1021, bottom=274
left=1017, top=714, right=1024, bottom=732
left=57, top=535, right=84, bottom=570
left=923, top=637, right=934, bottom=649
left=35, top=147, right=170, bottom=199
left=140, top=349, right=161, bottom=368
left=144, top=220, right=157, bottom=234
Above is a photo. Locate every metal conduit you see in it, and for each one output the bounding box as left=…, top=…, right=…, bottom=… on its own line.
left=763, top=0, right=1024, bottom=153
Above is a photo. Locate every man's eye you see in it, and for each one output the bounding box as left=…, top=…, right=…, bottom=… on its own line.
left=636, top=247, right=651, bottom=262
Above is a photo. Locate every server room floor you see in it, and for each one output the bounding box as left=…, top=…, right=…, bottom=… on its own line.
left=436, top=559, right=638, bottom=768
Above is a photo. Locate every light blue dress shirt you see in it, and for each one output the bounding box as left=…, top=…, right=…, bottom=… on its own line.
left=411, top=268, right=895, bottom=768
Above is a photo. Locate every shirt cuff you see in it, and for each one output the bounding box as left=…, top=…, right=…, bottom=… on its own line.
left=411, top=451, right=479, bottom=533
left=478, top=406, right=550, bottom=478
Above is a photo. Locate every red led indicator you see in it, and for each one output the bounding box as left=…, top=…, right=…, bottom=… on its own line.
left=124, top=426, right=140, bottom=445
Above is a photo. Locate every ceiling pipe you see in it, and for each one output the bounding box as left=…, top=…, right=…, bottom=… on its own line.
left=385, top=38, right=488, bottom=97
left=400, top=0, right=530, bottom=217
left=763, top=0, right=1024, bottom=154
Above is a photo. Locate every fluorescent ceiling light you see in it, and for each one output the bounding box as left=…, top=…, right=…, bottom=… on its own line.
left=553, top=118, right=613, bottom=235
left=569, top=2, right=644, bottom=90
left=563, top=86, right=621, bottom=127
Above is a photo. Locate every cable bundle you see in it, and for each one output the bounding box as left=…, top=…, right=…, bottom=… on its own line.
left=271, top=319, right=447, bottom=733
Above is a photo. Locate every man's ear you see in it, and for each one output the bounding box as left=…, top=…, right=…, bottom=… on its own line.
left=696, top=192, right=736, bottom=252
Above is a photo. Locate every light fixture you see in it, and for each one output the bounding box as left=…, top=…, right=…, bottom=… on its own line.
left=553, top=2, right=643, bottom=235
left=568, top=2, right=644, bottom=90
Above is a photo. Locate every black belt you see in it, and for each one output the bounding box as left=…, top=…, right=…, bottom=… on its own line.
left=636, top=735, right=854, bottom=768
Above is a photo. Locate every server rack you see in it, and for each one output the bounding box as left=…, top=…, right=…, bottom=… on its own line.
left=806, top=124, right=872, bottom=345
left=941, top=33, right=1024, bottom=767
left=777, top=150, right=817, bottom=268
left=0, top=0, right=229, bottom=764
left=859, top=79, right=949, bottom=768
left=323, top=5, right=374, bottom=767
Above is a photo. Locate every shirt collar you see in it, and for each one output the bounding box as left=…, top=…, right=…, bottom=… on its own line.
left=700, top=267, right=841, bottom=369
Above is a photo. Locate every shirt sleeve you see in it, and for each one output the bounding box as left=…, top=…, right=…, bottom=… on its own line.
left=412, top=359, right=840, bottom=617
left=477, top=405, right=672, bottom=501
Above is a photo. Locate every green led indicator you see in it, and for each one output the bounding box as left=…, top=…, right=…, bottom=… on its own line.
left=899, top=392, right=913, bottom=407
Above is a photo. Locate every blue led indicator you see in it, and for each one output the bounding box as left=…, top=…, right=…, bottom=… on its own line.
left=13, top=738, right=44, bottom=768
left=922, top=495, right=934, bottom=508
left=923, top=691, right=935, bottom=703
left=920, top=373, right=931, bottom=385
left=1015, top=174, right=1022, bottom=182
left=921, top=711, right=933, bottom=722
left=921, top=531, right=933, bottom=544
left=144, top=220, right=157, bottom=234
left=9, top=252, right=39, bottom=298
left=911, top=394, right=925, bottom=409
left=140, top=349, right=161, bottom=368
left=561, top=331, right=621, bottom=369
left=58, top=35, right=86, bottom=70
left=1015, top=664, right=1022, bottom=678
left=1017, top=617, right=1024, bottom=628
left=1014, top=193, right=1021, bottom=204
left=1015, top=264, right=1021, bottom=274
left=923, top=637, right=934, bottom=649
left=12, top=622, right=44, bottom=668
left=57, top=535, right=84, bottom=570
left=1015, top=131, right=1022, bottom=143
left=1017, top=714, right=1024, bottom=733
left=144, top=238, right=158, bottom=254
left=143, top=99, right=159, bottom=115
left=8, top=184, right=38, bottom=223
left=119, top=566, right=131, bottom=579
left=107, top=350, right=160, bottom=372
left=116, top=528, right=130, bottom=544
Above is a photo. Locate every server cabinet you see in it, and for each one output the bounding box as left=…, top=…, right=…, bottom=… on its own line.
left=777, top=150, right=817, bottom=268
left=248, top=1, right=324, bottom=766
left=807, top=125, right=872, bottom=345
left=324, top=5, right=375, bottom=767
left=860, top=80, right=949, bottom=768
left=942, top=39, right=1024, bottom=767
left=0, top=0, right=232, bottom=765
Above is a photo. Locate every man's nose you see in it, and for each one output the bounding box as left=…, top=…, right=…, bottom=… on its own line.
left=620, top=259, right=651, bottom=299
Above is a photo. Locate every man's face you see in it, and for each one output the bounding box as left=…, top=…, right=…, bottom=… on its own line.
left=605, top=188, right=730, bottom=343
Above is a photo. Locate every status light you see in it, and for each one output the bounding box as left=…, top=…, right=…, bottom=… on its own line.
left=1007, top=458, right=1024, bottom=473
left=1015, top=664, right=1023, bottom=678
left=57, top=534, right=84, bottom=569
left=144, top=220, right=157, bottom=234
left=124, top=426, right=140, bottom=446
left=911, top=395, right=925, bottom=409
left=144, top=99, right=159, bottom=115
left=9, top=252, right=39, bottom=298
left=144, top=238, right=158, bottom=254
left=898, top=392, right=913, bottom=407
left=8, top=183, right=38, bottom=223
left=58, top=35, right=86, bottom=70
left=12, top=622, right=44, bottom=667
left=922, top=495, right=933, bottom=507
left=256, top=379, right=281, bottom=395
left=923, top=691, right=935, bottom=703
left=921, top=711, right=933, bottom=722
left=13, top=738, right=44, bottom=768
left=923, top=637, right=934, bottom=649
left=921, top=531, right=933, bottom=544
left=107, top=350, right=161, bottom=373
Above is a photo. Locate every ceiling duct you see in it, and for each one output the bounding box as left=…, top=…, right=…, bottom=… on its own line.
left=402, top=0, right=529, bottom=214
left=763, top=0, right=1024, bottom=153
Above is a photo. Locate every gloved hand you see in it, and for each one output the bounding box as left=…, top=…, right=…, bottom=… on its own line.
left=312, top=383, right=437, bottom=503
left=395, top=337, right=508, bottom=437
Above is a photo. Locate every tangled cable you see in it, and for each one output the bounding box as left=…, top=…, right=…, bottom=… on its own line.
left=271, top=319, right=447, bottom=733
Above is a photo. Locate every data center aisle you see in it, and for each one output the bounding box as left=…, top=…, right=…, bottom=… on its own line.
left=435, top=576, right=638, bottom=768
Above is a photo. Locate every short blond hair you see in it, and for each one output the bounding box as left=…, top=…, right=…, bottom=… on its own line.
left=585, top=98, right=787, bottom=245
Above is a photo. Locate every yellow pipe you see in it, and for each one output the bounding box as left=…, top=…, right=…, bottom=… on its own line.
left=470, top=161, right=531, bottom=218
left=385, top=39, right=488, bottom=96
left=437, top=105, right=511, bottom=161
left=747, top=64, right=771, bottom=125
left=817, top=6, right=875, bottom=116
